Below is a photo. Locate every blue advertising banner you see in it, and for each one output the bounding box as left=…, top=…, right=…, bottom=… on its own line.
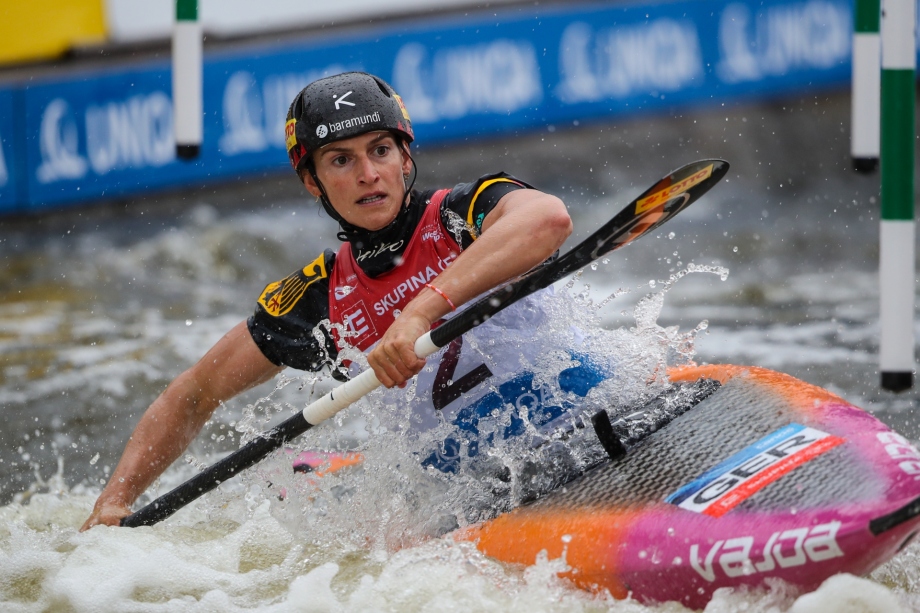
left=23, top=66, right=187, bottom=208
left=0, top=89, right=18, bottom=211
left=0, top=0, right=904, bottom=212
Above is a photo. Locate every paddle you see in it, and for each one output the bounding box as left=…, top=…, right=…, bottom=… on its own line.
left=121, top=158, right=729, bottom=527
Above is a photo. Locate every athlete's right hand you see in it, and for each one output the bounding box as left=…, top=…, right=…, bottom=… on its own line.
left=368, top=311, right=431, bottom=388
left=80, top=499, right=131, bottom=531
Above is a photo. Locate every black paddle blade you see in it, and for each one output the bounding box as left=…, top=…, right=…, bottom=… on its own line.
left=431, top=159, right=729, bottom=347
left=120, top=413, right=313, bottom=527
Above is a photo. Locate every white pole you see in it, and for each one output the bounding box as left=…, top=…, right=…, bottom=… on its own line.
left=173, top=0, right=202, bottom=159
left=851, top=0, right=880, bottom=172
left=879, top=0, right=916, bottom=391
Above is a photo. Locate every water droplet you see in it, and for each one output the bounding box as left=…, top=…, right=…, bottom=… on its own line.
left=667, top=232, right=675, bottom=239
left=185, top=319, right=193, bottom=326
left=561, top=534, right=572, bottom=543
left=648, top=280, right=657, bottom=288
left=732, top=246, right=738, bottom=253
left=89, top=453, right=100, bottom=465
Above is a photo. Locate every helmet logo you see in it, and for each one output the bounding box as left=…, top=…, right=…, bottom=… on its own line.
left=393, top=94, right=411, bottom=121
left=285, top=119, right=298, bottom=151
left=316, top=124, right=329, bottom=138
left=333, top=91, right=355, bottom=110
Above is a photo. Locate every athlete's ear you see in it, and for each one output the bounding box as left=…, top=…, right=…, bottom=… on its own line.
left=399, top=141, right=413, bottom=176
left=301, top=168, right=322, bottom=199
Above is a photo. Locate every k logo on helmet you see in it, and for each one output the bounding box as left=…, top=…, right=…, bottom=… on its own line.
left=316, top=125, right=328, bottom=138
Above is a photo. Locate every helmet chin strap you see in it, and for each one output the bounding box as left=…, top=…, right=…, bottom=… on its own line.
left=403, top=151, right=418, bottom=202
left=308, top=166, right=358, bottom=232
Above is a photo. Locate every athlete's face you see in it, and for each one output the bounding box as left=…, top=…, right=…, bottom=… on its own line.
left=303, top=131, right=413, bottom=231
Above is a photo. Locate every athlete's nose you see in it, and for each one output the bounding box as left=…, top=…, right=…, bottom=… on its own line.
left=356, top=153, right=380, bottom=184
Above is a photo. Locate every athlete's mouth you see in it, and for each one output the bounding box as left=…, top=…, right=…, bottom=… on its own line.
left=357, top=192, right=387, bottom=205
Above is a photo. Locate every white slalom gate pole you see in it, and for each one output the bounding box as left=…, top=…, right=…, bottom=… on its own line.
left=173, top=0, right=202, bottom=159
left=879, top=0, right=916, bottom=391
left=851, top=0, right=880, bottom=172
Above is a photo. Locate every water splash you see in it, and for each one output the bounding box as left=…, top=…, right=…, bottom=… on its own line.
left=210, top=272, right=728, bottom=555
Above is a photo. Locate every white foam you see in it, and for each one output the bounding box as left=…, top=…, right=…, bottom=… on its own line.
left=788, top=574, right=908, bottom=613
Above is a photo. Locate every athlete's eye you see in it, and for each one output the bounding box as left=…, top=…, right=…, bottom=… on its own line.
left=373, top=145, right=390, bottom=157
left=331, top=155, right=348, bottom=167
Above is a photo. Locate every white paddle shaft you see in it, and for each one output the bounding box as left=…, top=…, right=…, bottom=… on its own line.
left=301, top=331, right=440, bottom=425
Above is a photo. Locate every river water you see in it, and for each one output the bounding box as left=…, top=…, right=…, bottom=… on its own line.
left=1, top=90, right=919, bottom=611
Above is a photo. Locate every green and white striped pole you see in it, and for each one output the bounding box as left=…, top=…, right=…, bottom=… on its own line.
left=879, top=0, right=916, bottom=392
left=851, top=0, right=880, bottom=172
left=173, top=0, right=202, bottom=159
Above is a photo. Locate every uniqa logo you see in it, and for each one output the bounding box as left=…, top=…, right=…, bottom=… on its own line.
left=219, top=71, right=267, bottom=154
left=36, top=99, right=88, bottom=184
left=689, top=520, right=844, bottom=582
left=556, top=19, right=703, bottom=104
left=84, top=91, right=173, bottom=175
left=392, top=40, right=542, bottom=123
left=716, top=0, right=851, bottom=83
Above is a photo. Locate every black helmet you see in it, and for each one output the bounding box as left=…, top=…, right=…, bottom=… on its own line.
left=285, top=72, right=414, bottom=171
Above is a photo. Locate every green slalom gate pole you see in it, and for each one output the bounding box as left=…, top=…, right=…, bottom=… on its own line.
left=851, top=0, right=881, bottom=172
left=879, top=0, right=916, bottom=392
left=173, top=0, right=202, bottom=160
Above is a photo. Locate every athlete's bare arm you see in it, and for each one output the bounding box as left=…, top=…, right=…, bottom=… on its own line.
left=368, top=189, right=572, bottom=387
left=81, top=321, right=283, bottom=530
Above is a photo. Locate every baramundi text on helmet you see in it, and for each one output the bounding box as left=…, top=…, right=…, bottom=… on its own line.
left=285, top=71, right=414, bottom=172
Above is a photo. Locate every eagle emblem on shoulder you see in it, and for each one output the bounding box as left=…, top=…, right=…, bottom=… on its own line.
left=258, top=253, right=327, bottom=317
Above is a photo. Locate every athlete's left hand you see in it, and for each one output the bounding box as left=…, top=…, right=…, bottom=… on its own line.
left=368, top=311, right=430, bottom=388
